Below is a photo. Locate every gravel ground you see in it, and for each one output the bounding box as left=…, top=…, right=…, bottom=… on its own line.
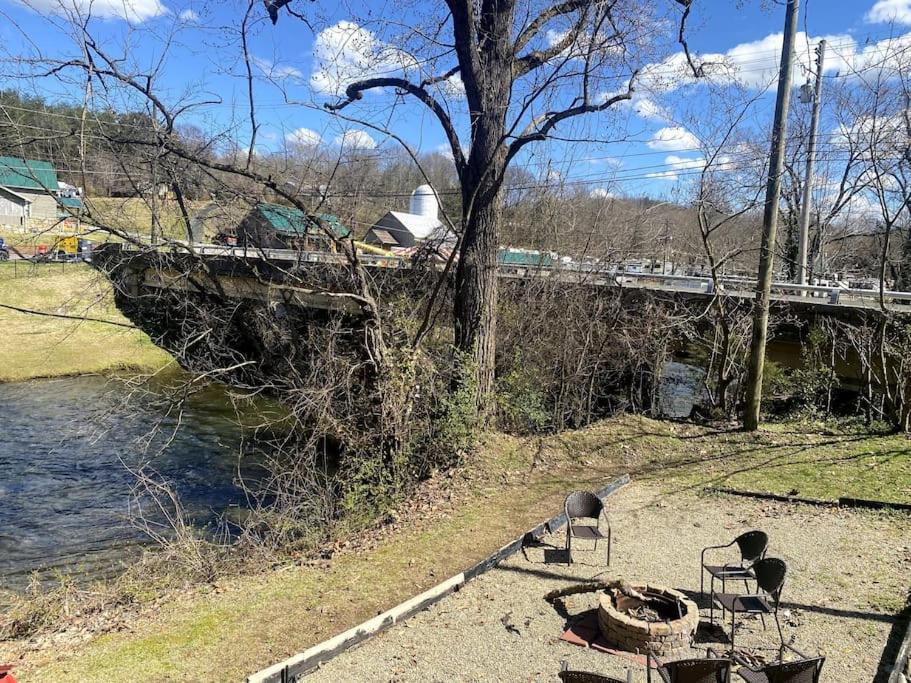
left=309, top=483, right=910, bottom=682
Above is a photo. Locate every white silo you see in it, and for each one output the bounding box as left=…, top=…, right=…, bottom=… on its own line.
left=409, top=184, right=439, bottom=219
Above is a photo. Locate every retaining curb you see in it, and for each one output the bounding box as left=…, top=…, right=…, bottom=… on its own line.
left=247, top=473, right=631, bottom=683
left=889, top=612, right=911, bottom=683
left=706, top=487, right=911, bottom=512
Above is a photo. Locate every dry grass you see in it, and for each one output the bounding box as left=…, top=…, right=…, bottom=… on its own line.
left=87, top=198, right=208, bottom=240
left=0, top=262, right=172, bottom=382
left=4, top=416, right=909, bottom=682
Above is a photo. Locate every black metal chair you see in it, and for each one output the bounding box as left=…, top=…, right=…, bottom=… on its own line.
left=713, top=558, right=787, bottom=654
left=564, top=491, right=611, bottom=565
left=646, top=651, right=732, bottom=683
left=701, top=531, right=769, bottom=626
left=734, top=645, right=824, bottom=683
left=558, top=660, right=628, bottom=682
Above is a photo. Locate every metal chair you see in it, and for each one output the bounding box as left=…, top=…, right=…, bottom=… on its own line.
left=646, top=651, right=732, bottom=683
left=564, top=491, right=611, bottom=565
left=701, top=530, right=769, bottom=625
left=713, top=558, right=787, bottom=654
left=558, top=660, right=629, bottom=682
left=734, top=645, right=824, bottom=683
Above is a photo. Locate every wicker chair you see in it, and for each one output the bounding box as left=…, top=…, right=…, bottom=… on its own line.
left=563, top=491, right=611, bottom=565
left=558, top=660, right=628, bottom=682
left=558, top=668, right=627, bottom=683
left=646, top=651, right=732, bottom=683
left=701, top=530, right=769, bottom=625
left=713, top=558, right=787, bottom=653
left=734, top=646, right=824, bottom=683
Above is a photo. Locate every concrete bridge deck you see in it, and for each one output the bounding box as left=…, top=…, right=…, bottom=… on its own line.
left=105, top=244, right=911, bottom=315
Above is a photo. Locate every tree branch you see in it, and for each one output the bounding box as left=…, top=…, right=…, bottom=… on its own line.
left=673, top=0, right=705, bottom=78
left=506, top=71, right=637, bottom=161
left=514, top=0, right=599, bottom=54
left=325, top=77, right=466, bottom=173
left=514, top=10, right=591, bottom=78
left=0, top=302, right=137, bottom=329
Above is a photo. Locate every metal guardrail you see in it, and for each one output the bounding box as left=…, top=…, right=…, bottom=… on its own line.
left=157, top=243, right=911, bottom=311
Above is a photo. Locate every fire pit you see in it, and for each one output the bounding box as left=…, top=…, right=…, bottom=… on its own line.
left=598, top=583, right=698, bottom=658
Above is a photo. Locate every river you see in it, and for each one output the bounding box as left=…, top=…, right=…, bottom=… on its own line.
left=0, top=376, right=249, bottom=591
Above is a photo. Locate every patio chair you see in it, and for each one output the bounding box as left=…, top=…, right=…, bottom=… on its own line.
left=701, top=530, right=769, bottom=625
left=646, top=650, right=732, bottom=683
left=558, top=663, right=629, bottom=683
left=733, top=644, right=824, bottom=683
left=713, top=558, right=787, bottom=654
left=564, top=491, right=611, bottom=566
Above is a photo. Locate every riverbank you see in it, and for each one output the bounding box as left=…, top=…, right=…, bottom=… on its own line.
left=2, top=416, right=908, bottom=681
left=0, top=262, right=172, bottom=382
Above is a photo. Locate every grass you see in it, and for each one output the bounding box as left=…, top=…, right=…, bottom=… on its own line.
left=0, top=262, right=172, bottom=382
left=0, top=198, right=208, bottom=254
left=88, top=198, right=207, bottom=240
left=6, top=415, right=909, bottom=682
left=552, top=418, right=911, bottom=503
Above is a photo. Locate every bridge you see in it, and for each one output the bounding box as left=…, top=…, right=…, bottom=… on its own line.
left=115, top=243, right=911, bottom=315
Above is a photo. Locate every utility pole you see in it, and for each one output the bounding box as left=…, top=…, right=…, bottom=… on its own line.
left=797, top=39, right=826, bottom=286
left=743, top=0, right=800, bottom=432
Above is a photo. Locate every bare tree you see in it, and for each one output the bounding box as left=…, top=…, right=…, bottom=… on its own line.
left=307, top=0, right=704, bottom=416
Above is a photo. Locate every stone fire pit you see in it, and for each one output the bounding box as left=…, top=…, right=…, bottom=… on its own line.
left=598, top=584, right=698, bottom=658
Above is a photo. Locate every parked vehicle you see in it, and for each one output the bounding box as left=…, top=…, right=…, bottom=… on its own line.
left=53, top=234, right=79, bottom=261
left=32, top=235, right=93, bottom=262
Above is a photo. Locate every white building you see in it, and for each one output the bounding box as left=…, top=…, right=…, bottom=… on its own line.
left=364, top=185, right=450, bottom=250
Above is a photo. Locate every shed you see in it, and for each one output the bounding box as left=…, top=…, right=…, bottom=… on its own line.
left=231, top=202, right=350, bottom=250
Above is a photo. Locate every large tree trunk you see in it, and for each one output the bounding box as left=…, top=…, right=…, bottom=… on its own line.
left=454, top=179, right=501, bottom=414
left=451, top=3, right=514, bottom=420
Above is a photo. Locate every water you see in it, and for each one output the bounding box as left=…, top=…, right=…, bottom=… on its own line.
left=658, top=361, right=707, bottom=419
left=0, top=376, right=249, bottom=591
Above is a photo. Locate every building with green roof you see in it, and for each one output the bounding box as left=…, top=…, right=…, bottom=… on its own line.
left=226, top=202, right=350, bottom=251
left=0, top=156, right=70, bottom=228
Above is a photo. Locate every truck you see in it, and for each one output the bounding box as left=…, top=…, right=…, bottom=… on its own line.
left=53, top=235, right=79, bottom=260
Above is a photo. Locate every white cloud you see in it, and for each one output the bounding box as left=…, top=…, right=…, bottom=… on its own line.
left=437, top=72, right=465, bottom=98
left=335, top=129, right=376, bottom=149
left=637, top=31, right=911, bottom=95
left=252, top=56, right=303, bottom=81
left=15, top=0, right=168, bottom=22
left=310, top=21, right=417, bottom=96
left=433, top=142, right=456, bottom=160
left=632, top=97, right=670, bottom=122
left=286, top=128, right=322, bottom=147
left=590, top=188, right=614, bottom=199
left=545, top=27, right=621, bottom=63
left=866, top=0, right=911, bottom=25
left=647, top=126, right=699, bottom=152
left=178, top=8, right=197, bottom=21
left=646, top=154, right=705, bottom=181
left=596, top=87, right=672, bottom=123
left=544, top=168, right=564, bottom=185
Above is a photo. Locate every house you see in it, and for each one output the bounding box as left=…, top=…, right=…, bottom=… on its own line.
left=57, top=181, right=84, bottom=223
left=0, top=157, right=61, bottom=227
left=0, top=186, right=32, bottom=227
left=364, top=185, right=452, bottom=251
left=216, top=202, right=350, bottom=251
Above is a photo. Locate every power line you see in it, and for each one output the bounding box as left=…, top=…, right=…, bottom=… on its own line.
left=3, top=114, right=900, bottom=175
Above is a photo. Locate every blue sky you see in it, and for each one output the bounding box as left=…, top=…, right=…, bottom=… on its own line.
left=1, top=0, right=910, bottom=197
